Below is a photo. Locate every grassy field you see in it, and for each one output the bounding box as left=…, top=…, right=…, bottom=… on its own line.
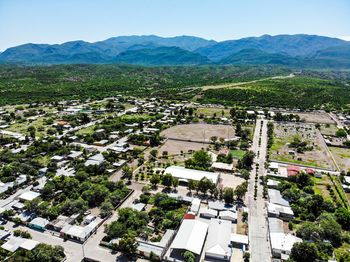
left=230, top=149, right=246, bottom=159
left=329, top=146, right=350, bottom=171
left=196, top=107, right=229, bottom=117
left=319, top=124, right=338, bottom=136
left=76, top=125, right=96, bottom=136
left=5, top=117, right=49, bottom=138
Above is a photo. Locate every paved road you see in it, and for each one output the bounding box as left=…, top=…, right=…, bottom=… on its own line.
left=246, top=119, right=271, bottom=262
left=0, top=185, right=33, bottom=210
left=83, top=190, right=142, bottom=262
left=4, top=221, right=84, bottom=262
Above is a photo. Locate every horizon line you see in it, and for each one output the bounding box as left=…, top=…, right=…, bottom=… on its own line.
left=1, top=33, right=349, bottom=52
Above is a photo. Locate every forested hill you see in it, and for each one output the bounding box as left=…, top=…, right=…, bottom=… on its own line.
left=1, top=64, right=350, bottom=110
left=0, top=34, right=349, bottom=68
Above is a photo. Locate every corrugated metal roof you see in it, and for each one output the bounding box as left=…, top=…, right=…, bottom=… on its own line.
left=170, top=219, right=208, bottom=255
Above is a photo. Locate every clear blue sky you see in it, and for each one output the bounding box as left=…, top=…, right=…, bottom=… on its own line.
left=0, top=0, right=349, bottom=51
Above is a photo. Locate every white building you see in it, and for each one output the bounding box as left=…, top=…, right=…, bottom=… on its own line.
left=230, top=233, right=249, bottom=248
left=84, top=153, right=105, bottom=167
left=267, top=202, right=294, bottom=221
left=60, top=220, right=99, bottom=242
left=164, top=166, right=219, bottom=184
left=199, top=208, right=218, bottom=219
left=18, top=191, right=40, bottom=202
left=218, top=210, right=237, bottom=222
left=1, top=237, right=39, bottom=252
left=29, top=217, right=49, bottom=231
left=268, top=189, right=290, bottom=207
left=269, top=218, right=302, bottom=259
left=190, top=198, right=201, bottom=215
left=169, top=219, right=208, bottom=259
left=68, top=151, right=83, bottom=159
left=211, top=162, right=234, bottom=172
left=205, top=219, right=232, bottom=261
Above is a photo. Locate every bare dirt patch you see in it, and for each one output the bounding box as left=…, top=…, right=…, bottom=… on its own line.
left=295, top=112, right=335, bottom=124
left=271, top=122, right=335, bottom=169
left=159, top=140, right=208, bottom=156
left=161, top=124, right=235, bottom=142
left=219, top=173, right=245, bottom=188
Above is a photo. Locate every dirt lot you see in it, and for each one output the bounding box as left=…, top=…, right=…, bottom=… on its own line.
left=219, top=173, right=245, bottom=189
left=271, top=122, right=335, bottom=169
left=161, top=124, right=235, bottom=142
left=295, top=112, right=335, bottom=124
left=158, top=140, right=208, bottom=156
left=329, top=146, right=350, bottom=171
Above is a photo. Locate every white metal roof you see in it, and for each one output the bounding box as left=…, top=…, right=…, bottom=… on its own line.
left=211, top=162, right=233, bottom=171
left=230, top=233, right=249, bottom=245
left=199, top=208, right=217, bottom=218
left=205, top=219, right=232, bottom=258
left=268, top=189, right=290, bottom=207
left=269, top=162, right=279, bottom=169
left=170, top=219, right=208, bottom=255
left=268, top=217, right=284, bottom=233
left=218, top=210, right=237, bottom=221
left=19, top=191, right=40, bottom=201
left=20, top=239, right=39, bottom=250
left=164, top=166, right=218, bottom=183
left=68, top=151, right=83, bottom=158
left=267, top=203, right=294, bottom=217
left=270, top=233, right=302, bottom=253
left=1, top=237, right=39, bottom=252
left=344, top=176, right=350, bottom=184
left=267, top=179, right=280, bottom=187
left=208, top=200, right=225, bottom=211
left=30, top=217, right=49, bottom=228
left=190, top=198, right=201, bottom=213
left=132, top=203, right=146, bottom=212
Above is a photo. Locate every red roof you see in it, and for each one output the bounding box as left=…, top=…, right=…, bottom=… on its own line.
left=219, top=148, right=229, bottom=156
left=287, top=166, right=300, bottom=172
left=183, top=213, right=195, bottom=220
left=287, top=166, right=300, bottom=177
left=305, top=168, right=315, bottom=174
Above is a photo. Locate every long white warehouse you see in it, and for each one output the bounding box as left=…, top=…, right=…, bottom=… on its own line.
left=164, top=166, right=219, bottom=184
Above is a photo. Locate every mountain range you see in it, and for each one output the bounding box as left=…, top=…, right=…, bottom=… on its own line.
left=0, top=34, right=349, bottom=68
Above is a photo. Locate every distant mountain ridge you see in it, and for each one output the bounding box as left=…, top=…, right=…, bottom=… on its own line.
left=0, top=34, right=349, bottom=68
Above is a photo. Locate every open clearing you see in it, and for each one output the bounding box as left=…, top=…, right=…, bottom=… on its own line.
left=200, top=74, right=294, bottom=91
left=161, top=123, right=235, bottom=142
left=295, top=112, right=335, bottom=124
left=329, top=146, right=350, bottom=171
left=158, top=140, right=208, bottom=156
left=271, top=123, right=335, bottom=169
left=196, top=107, right=229, bottom=117
left=319, top=123, right=338, bottom=136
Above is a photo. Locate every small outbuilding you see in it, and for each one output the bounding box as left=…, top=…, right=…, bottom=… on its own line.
left=18, top=191, right=40, bottom=202
left=199, top=208, right=218, bottom=219
left=218, top=210, right=237, bottom=222
left=29, top=217, right=49, bottom=231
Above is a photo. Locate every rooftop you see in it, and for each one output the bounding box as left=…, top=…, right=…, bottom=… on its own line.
left=268, top=189, right=290, bottom=207
left=170, top=219, right=208, bottom=255
left=18, top=191, right=40, bottom=202
left=164, top=166, right=218, bottom=183
left=205, top=219, right=232, bottom=258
